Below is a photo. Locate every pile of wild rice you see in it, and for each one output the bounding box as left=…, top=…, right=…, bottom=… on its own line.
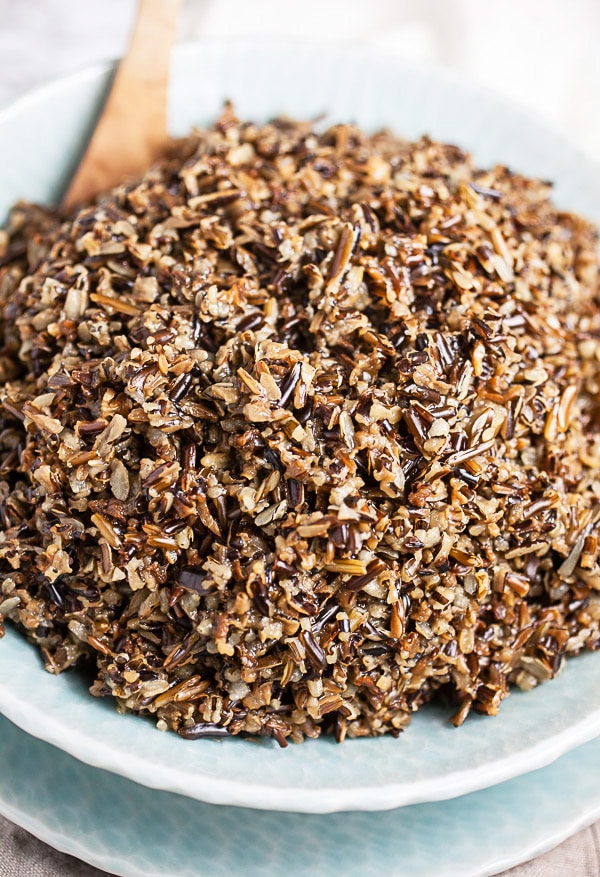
left=0, top=107, right=599, bottom=745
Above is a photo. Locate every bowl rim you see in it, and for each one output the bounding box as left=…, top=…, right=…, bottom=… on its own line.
left=1, top=37, right=598, bottom=183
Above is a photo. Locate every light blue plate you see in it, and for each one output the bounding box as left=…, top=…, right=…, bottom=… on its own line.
left=0, top=42, right=599, bottom=814
left=2, top=625, right=600, bottom=813
left=0, top=712, right=599, bottom=877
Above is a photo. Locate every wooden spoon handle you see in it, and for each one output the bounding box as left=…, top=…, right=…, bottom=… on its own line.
left=62, top=0, right=183, bottom=211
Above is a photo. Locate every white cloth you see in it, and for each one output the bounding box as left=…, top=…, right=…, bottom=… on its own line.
left=1, top=0, right=600, bottom=162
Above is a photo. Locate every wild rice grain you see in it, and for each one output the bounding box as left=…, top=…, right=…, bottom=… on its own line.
left=0, top=107, right=598, bottom=745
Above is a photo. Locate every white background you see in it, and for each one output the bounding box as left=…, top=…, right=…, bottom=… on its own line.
left=0, top=0, right=598, bottom=162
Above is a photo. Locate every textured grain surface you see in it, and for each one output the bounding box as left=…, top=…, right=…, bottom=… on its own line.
left=1, top=109, right=600, bottom=745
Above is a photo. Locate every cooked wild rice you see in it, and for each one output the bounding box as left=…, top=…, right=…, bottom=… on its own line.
left=0, top=106, right=599, bottom=744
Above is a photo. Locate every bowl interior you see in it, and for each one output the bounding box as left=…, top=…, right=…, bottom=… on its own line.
left=0, top=41, right=599, bottom=813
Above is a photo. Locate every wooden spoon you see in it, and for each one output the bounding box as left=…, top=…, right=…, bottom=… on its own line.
left=61, top=0, right=183, bottom=212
